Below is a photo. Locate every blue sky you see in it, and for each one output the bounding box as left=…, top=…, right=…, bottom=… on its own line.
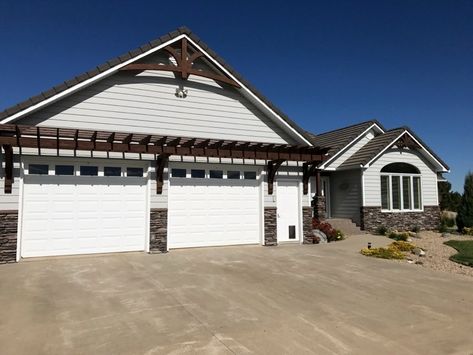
left=0, top=0, right=471, bottom=191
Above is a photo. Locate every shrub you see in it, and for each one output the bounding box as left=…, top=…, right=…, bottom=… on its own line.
left=457, top=172, right=473, bottom=230
left=360, top=246, right=405, bottom=260
left=388, top=231, right=409, bottom=241
left=375, top=225, right=388, bottom=236
left=411, top=225, right=421, bottom=233
left=438, top=221, right=449, bottom=233
left=312, top=218, right=344, bottom=242
left=390, top=241, right=416, bottom=252
left=463, top=227, right=473, bottom=236
left=440, top=215, right=455, bottom=228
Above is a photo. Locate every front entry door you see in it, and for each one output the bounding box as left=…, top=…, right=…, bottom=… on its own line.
left=277, top=180, right=300, bottom=242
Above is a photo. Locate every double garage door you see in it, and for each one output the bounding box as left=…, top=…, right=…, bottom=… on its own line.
left=20, top=160, right=261, bottom=258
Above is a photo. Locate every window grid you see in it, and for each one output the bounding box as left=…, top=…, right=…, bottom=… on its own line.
left=381, top=172, right=422, bottom=212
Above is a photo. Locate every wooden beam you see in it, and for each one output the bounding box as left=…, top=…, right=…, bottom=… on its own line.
left=302, top=162, right=318, bottom=195
left=267, top=159, right=285, bottom=195
left=2, top=145, right=13, bottom=194
left=315, top=169, right=322, bottom=196
left=155, top=154, right=170, bottom=194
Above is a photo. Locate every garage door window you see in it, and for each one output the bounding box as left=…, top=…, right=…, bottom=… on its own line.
left=55, top=165, right=74, bottom=176
left=29, top=164, right=49, bottom=175
left=127, top=167, right=143, bottom=177
left=171, top=168, right=186, bottom=178
left=209, top=170, right=223, bottom=179
left=191, top=169, right=205, bottom=178
left=104, top=167, right=121, bottom=176
left=244, top=171, right=257, bottom=180
left=227, top=171, right=240, bottom=179
left=80, top=166, right=98, bottom=176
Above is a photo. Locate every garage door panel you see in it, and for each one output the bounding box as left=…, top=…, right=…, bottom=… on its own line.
left=21, top=166, right=147, bottom=258
left=168, top=168, right=261, bottom=249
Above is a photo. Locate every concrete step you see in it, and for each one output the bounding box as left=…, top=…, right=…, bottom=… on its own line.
left=325, top=218, right=365, bottom=236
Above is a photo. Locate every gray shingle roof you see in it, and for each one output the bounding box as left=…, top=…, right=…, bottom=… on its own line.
left=339, top=128, right=405, bottom=168
left=0, top=26, right=313, bottom=145
left=339, top=127, right=450, bottom=170
left=306, top=120, right=384, bottom=157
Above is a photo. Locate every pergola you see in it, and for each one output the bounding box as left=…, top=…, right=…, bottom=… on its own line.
left=0, top=124, right=328, bottom=195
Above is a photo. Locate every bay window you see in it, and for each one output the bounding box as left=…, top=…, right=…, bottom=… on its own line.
left=380, top=163, right=422, bottom=211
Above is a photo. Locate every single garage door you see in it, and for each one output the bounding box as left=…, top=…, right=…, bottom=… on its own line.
left=168, top=166, right=260, bottom=248
left=21, top=161, right=148, bottom=258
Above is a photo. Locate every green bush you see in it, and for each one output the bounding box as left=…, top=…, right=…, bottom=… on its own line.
left=439, top=221, right=449, bottom=233
left=457, top=172, right=473, bottom=230
left=411, top=225, right=421, bottom=233
left=440, top=215, right=455, bottom=228
left=388, top=231, right=409, bottom=241
left=375, top=225, right=388, bottom=236
left=463, top=227, right=473, bottom=236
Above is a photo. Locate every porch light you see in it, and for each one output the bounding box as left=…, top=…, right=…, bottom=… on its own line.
left=175, top=87, right=188, bottom=98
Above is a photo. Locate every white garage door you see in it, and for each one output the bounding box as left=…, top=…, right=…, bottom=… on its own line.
left=21, top=160, right=148, bottom=258
left=168, top=166, right=261, bottom=248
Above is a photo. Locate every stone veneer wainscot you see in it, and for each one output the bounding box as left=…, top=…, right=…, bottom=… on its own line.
left=150, top=208, right=168, bottom=253
left=264, top=207, right=277, bottom=246
left=360, top=206, right=441, bottom=232
left=0, top=210, right=18, bottom=264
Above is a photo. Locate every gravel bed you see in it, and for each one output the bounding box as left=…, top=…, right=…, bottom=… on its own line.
left=406, top=231, right=473, bottom=277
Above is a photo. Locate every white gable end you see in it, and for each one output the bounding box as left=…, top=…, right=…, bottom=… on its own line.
left=18, top=70, right=296, bottom=144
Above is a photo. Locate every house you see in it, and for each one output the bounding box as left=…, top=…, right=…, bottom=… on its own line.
left=307, top=121, right=449, bottom=232
left=0, top=27, right=448, bottom=263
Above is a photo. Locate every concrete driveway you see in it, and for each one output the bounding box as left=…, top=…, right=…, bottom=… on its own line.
left=1, top=235, right=472, bottom=355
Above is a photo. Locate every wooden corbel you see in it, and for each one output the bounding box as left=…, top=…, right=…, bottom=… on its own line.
left=2, top=145, right=13, bottom=194
left=302, top=162, right=318, bottom=195
left=155, top=154, right=170, bottom=194
left=267, top=159, right=285, bottom=195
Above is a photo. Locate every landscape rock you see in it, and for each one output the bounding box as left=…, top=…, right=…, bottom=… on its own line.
left=313, top=230, right=327, bottom=243
left=412, top=247, right=426, bottom=257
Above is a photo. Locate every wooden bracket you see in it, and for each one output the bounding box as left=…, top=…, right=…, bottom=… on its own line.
left=302, top=162, right=318, bottom=195
left=120, top=38, right=240, bottom=88
left=267, top=159, right=285, bottom=195
left=155, top=154, right=170, bottom=194
left=2, top=145, right=13, bottom=194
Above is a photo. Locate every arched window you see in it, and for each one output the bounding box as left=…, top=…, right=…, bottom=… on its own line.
left=380, top=163, right=422, bottom=211
left=381, top=163, right=420, bottom=174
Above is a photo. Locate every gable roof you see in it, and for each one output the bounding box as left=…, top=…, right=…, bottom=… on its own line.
left=339, top=127, right=449, bottom=171
left=0, top=26, right=313, bottom=146
left=305, top=119, right=385, bottom=168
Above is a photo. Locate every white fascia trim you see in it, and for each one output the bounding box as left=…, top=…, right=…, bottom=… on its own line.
left=1, top=34, right=312, bottom=147
left=1, top=34, right=187, bottom=124
left=363, top=130, right=449, bottom=172
left=185, top=37, right=312, bottom=146
left=319, top=123, right=384, bottom=170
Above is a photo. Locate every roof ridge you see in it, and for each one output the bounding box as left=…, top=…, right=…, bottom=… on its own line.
left=313, top=119, right=383, bottom=137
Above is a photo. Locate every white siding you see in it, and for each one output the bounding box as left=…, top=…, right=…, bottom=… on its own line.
left=363, top=149, right=438, bottom=207
left=330, top=169, right=362, bottom=224
left=327, top=129, right=375, bottom=169
left=0, top=152, right=20, bottom=210
left=19, top=71, right=295, bottom=144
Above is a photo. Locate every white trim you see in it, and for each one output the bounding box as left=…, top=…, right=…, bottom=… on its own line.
left=380, top=172, right=423, bottom=213
left=145, top=161, right=151, bottom=253
left=1, top=34, right=311, bottom=146
left=16, top=159, right=25, bottom=262
left=0, top=35, right=186, bottom=124
left=361, top=169, right=366, bottom=207
left=363, top=130, right=449, bottom=172
left=319, top=123, right=384, bottom=169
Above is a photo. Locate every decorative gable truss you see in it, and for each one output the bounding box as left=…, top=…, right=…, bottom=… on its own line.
left=120, top=37, right=240, bottom=88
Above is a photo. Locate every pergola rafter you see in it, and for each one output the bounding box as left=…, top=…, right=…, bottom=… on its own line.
left=0, top=124, right=328, bottom=194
